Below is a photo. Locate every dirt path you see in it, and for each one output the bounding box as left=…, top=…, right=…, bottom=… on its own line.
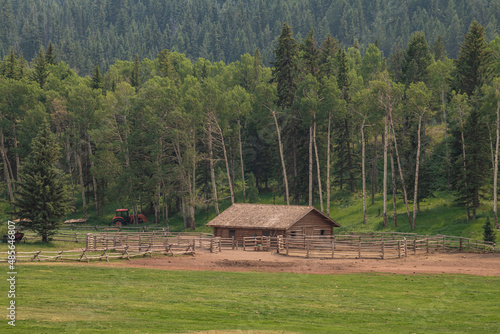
left=92, top=250, right=500, bottom=276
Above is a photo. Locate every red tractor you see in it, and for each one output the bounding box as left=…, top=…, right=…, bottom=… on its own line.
left=112, top=209, right=148, bottom=226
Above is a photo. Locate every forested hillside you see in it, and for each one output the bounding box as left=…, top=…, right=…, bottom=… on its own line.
left=0, top=0, right=499, bottom=74
left=1, top=13, right=500, bottom=233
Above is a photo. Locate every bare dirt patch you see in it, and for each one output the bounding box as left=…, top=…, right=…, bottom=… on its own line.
left=91, top=249, right=500, bottom=276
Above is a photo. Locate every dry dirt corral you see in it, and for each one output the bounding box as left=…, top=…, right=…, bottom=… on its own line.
left=96, top=250, right=500, bottom=276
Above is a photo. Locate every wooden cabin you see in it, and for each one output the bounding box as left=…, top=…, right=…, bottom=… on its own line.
left=206, top=204, right=341, bottom=241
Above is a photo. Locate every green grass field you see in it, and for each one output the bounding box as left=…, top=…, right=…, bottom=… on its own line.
left=1, top=264, right=499, bottom=333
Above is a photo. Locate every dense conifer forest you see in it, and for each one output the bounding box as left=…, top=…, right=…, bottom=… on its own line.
left=0, top=0, right=499, bottom=74
left=1, top=0, right=500, bottom=234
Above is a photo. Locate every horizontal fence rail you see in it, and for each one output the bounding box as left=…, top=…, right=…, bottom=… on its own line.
left=1, top=232, right=496, bottom=262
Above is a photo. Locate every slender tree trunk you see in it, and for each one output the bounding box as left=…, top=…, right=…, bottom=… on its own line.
left=494, top=99, right=500, bottom=228
left=442, top=86, right=450, bottom=189
left=383, top=116, right=388, bottom=227
left=346, top=118, right=354, bottom=192
left=0, top=129, right=14, bottom=204
left=76, top=153, right=87, bottom=219
left=12, top=123, right=19, bottom=182
left=313, top=120, right=323, bottom=212
left=208, top=125, right=219, bottom=215
left=389, top=112, right=411, bottom=227
left=371, top=131, right=378, bottom=205
left=238, top=120, right=246, bottom=203
left=459, top=118, right=469, bottom=221
left=309, top=125, right=313, bottom=206
left=215, top=120, right=234, bottom=205
left=361, top=117, right=367, bottom=224
left=191, top=131, right=196, bottom=230
left=390, top=128, right=397, bottom=227
left=87, top=140, right=99, bottom=216
left=155, top=183, right=161, bottom=225
left=412, top=115, right=424, bottom=230
left=271, top=109, right=289, bottom=205
left=65, top=137, right=76, bottom=212
left=326, top=112, right=332, bottom=216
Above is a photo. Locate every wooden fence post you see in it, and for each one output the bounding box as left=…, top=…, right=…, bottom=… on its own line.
left=286, top=239, right=289, bottom=256
left=358, top=241, right=361, bottom=259
left=404, top=238, right=408, bottom=257
left=210, top=238, right=214, bottom=253
left=459, top=237, right=463, bottom=252
left=382, top=240, right=385, bottom=259
left=426, top=238, right=429, bottom=253
left=331, top=240, right=335, bottom=259
left=306, top=240, right=310, bottom=258
left=232, top=236, right=235, bottom=250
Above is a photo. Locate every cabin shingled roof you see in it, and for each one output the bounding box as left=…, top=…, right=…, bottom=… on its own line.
left=206, top=203, right=341, bottom=230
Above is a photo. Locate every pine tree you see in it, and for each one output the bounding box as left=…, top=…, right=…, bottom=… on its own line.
left=157, top=49, right=175, bottom=78
left=432, top=35, right=447, bottom=61
left=299, top=28, right=320, bottom=78
left=271, top=22, right=298, bottom=109
left=131, top=54, right=141, bottom=90
left=45, top=42, right=56, bottom=65
left=91, top=63, right=102, bottom=90
left=402, top=31, right=432, bottom=85
left=14, top=122, right=72, bottom=242
left=4, top=46, right=18, bottom=80
left=483, top=216, right=496, bottom=243
left=32, top=46, right=48, bottom=88
left=319, top=34, right=339, bottom=77
left=336, top=48, right=349, bottom=100
left=455, top=21, right=493, bottom=96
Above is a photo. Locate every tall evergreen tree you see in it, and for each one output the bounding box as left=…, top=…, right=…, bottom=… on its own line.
left=299, top=28, right=320, bottom=78
left=131, top=54, right=141, bottom=90
left=454, top=21, right=493, bottom=96
left=32, top=46, right=48, bottom=88
left=14, top=122, right=72, bottom=242
left=45, top=42, right=56, bottom=65
left=271, top=23, right=298, bottom=109
left=483, top=216, right=496, bottom=243
left=3, top=46, right=18, bottom=80
left=91, top=63, right=102, bottom=90
left=402, top=31, right=432, bottom=85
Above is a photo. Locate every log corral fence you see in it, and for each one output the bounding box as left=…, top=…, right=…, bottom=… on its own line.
left=1, top=231, right=496, bottom=263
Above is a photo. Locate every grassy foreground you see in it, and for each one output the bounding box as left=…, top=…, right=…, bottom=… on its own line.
left=1, top=264, right=499, bottom=333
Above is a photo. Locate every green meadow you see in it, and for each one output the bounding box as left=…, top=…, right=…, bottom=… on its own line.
left=1, top=264, right=499, bottom=333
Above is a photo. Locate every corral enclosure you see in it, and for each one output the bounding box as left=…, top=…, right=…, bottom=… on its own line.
left=2, top=230, right=496, bottom=263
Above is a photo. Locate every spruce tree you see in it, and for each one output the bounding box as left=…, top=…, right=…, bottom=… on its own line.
left=4, top=46, right=18, bottom=80
left=455, top=21, right=493, bottom=96
left=271, top=22, right=298, bottom=109
left=45, top=42, right=56, bottom=65
left=14, top=122, right=72, bottom=242
left=319, top=34, right=339, bottom=77
left=483, top=216, right=496, bottom=243
left=299, top=28, right=320, bottom=78
left=91, top=63, right=102, bottom=90
left=131, top=53, right=141, bottom=90
left=32, top=46, right=48, bottom=88
left=402, top=31, right=432, bottom=85
left=336, top=48, right=349, bottom=100
left=157, top=49, right=175, bottom=78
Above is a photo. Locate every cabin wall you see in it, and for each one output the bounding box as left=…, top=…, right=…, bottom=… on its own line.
left=212, top=227, right=285, bottom=241
left=287, top=211, right=335, bottom=237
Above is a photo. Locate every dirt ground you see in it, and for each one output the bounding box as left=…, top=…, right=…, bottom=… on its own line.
left=96, top=250, right=500, bottom=276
